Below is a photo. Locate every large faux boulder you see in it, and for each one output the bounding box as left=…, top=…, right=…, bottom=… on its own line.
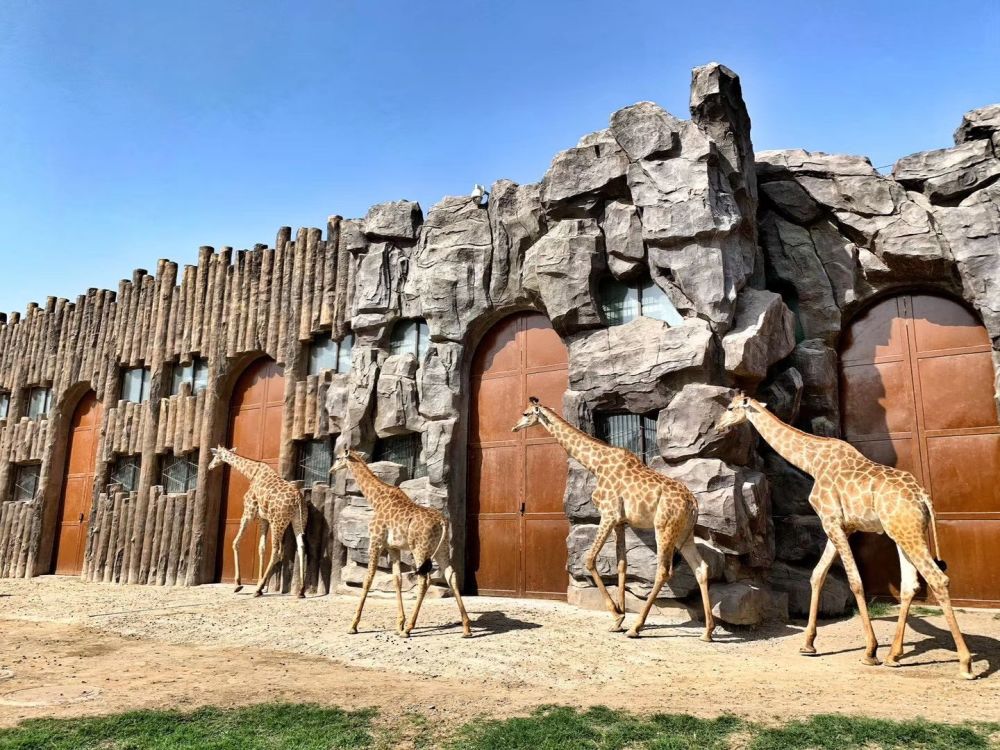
left=373, top=353, right=423, bottom=436
left=522, top=218, right=606, bottom=333
left=722, top=288, right=795, bottom=381
left=763, top=451, right=815, bottom=516
left=325, top=347, right=379, bottom=449
left=487, top=179, right=546, bottom=306
left=601, top=200, right=645, bottom=279
left=758, top=367, right=804, bottom=425
left=422, top=418, right=455, bottom=486
left=774, top=514, right=827, bottom=564
left=399, top=477, right=448, bottom=513
left=567, top=317, right=716, bottom=413
left=759, top=179, right=822, bottom=224
left=541, top=129, right=628, bottom=216
left=609, top=101, right=681, bottom=162
left=893, top=139, right=1000, bottom=203
left=789, top=339, right=839, bottom=425
left=417, top=342, right=462, bottom=420
left=770, top=561, right=853, bottom=617
left=871, top=197, right=950, bottom=278
left=954, top=103, right=1000, bottom=144
left=363, top=200, right=422, bottom=240
left=564, top=460, right=599, bottom=522
left=657, top=383, right=751, bottom=464
left=338, top=460, right=408, bottom=496
left=709, top=581, right=768, bottom=626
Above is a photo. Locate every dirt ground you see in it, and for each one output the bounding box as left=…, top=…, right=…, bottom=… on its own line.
left=1, top=576, right=999, bottom=729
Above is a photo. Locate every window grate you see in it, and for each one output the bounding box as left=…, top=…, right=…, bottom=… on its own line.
left=308, top=333, right=353, bottom=376
left=374, top=433, right=426, bottom=479
left=122, top=368, right=151, bottom=403
left=296, top=439, right=333, bottom=487
left=27, top=387, right=51, bottom=420
left=595, top=412, right=659, bottom=465
left=600, top=276, right=683, bottom=327
left=161, top=451, right=199, bottom=494
left=12, top=464, right=40, bottom=502
left=110, top=455, right=141, bottom=493
left=389, top=319, right=429, bottom=359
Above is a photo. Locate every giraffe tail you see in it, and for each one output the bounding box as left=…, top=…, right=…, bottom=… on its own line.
left=919, top=491, right=946, bottom=570
left=418, top=522, right=449, bottom=576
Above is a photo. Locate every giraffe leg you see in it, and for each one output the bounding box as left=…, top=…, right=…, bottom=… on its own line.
left=610, top=524, right=627, bottom=633
left=390, top=549, right=407, bottom=634
left=885, top=545, right=919, bottom=667
left=800, top=539, right=838, bottom=655
left=254, top=527, right=284, bottom=598
left=231, top=511, right=253, bottom=593
left=349, top=542, right=383, bottom=634
left=904, top=544, right=975, bottom=679
left=435, top=550, right=471, bottom=637
left=678, top=534, right=715, bottom=643
left=627, top=522, right=683, bottom=638
left=825, top=525, right=880, bottom=666
left=584, top=516, right=622, bottom=627
left=403, top=568, right=431, bottom=638
left=294, top=532, right=307, bottom=598
left=256, top=519, right=269, bottom=593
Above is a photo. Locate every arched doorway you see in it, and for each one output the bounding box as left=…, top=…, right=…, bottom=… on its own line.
left=467, top=312, right=570, bottom=600
left=216, top=358, right=285, bottom=584
left=52, top=391, right=103, bottom=575
left=840, top=293, right=1000, bottom=606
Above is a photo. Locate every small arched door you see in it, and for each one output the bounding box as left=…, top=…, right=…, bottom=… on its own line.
left=53, top=391, right=103, bottom=575
left=840, top=293, right=1000, bottom=606
left=217, top=359, right=285, bottom=583
left=467, top=312, right=570, bottom=600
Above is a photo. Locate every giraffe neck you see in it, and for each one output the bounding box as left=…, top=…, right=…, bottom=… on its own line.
left=537, top=406, right=609, bottom=474
left=223, top=453, right=268, bottom=482
left=744, top=400, right=825, bottom=476
left=347, top=454, right=392, bottom=512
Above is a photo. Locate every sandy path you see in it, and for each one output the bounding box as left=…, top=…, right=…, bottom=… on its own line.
left=1, top=576, right=999, bottom=728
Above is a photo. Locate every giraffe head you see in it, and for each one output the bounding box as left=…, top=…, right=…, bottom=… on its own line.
left=511, top=396, right=547, bottom=432
left=330, top=446, right=356, bottom=476
left=208, top=446, right=236, bottom=470
left=716, top=393, right=765, bottom=432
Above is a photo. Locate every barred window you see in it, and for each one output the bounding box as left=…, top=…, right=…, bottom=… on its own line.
left=161, top=451, right=199, bottom=494
left=122, top=367, right=151, bottom=403
left=389, top=319, right=429, bottom=359
left=296, top=439, right=333, bottom=486
left=599, top=276, right=683, bottom=327
left=374, top=433, right=426, bottom=479
left=594, top=412, right=659, bottom=465
left=308, top=333, right=353, bottom=376
left=110, top=455, right=141, bottom=492
left=0, top=391, right=10, bottom=419
left=12, top=464, right=40, bottom=502
left=171, top=358, right=209, bottom=396
left=27, top=387, right=52, bottom=420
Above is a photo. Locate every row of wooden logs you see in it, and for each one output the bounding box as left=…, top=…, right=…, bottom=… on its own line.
left=0, top=500, right=32, bottom=578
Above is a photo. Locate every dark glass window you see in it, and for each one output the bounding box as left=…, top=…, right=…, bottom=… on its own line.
left=27, top=387, right=52, bottom=419
left=0, top=391, right=10, bottom=419
left=110, top=455, right=141, bottom=493
left=296, top=439, right=333, bottom=486
left=374, top=433, right=426, bottom=479
left=161, top=451, right=199, bottom=494
left=308, top=333, right=353, bottom=376
left=595, top=412, right=659, bottom=465
left=599, top=276, right=683, bottom=326
left=122, top=367, right=151, bottom=403
left=12, top=464, right=41, bottom=502
left=389, top=319, right=429, bottom=359
left=171, top=358, right=209, bottom=396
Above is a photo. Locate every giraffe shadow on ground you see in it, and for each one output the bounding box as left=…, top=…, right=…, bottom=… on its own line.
left=407, top=610, right=542, bottom=639
left=629, top=620, right=799, bottom=641
left=885, top=615, right=1000, bottom=678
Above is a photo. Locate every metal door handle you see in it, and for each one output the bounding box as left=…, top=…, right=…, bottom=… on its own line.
left=79, top=513, right=84, bottom=523
left=519, top=502, right=525, bottom=515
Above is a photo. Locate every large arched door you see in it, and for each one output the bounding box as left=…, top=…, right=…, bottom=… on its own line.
left=53, top=391, right=103, bottom=575
left=217, top=359, right=285, bottom=583
left=840, top=293, right=1000, bottom=606
left=468, top=312, right=570, bottom=600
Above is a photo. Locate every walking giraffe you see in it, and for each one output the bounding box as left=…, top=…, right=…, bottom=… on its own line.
left=512, top=397, right=715, bottom=640
left=208, top=447, right=308, bottom=598
left=331, top=448, right=471, bottom=637
left=715, top=393, right=975, bottom=679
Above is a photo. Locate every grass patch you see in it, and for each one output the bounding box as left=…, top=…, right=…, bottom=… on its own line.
left=859, top=599, right=895, bottom=618
left=1, top=704, right=997, bottom=750
left=911, top=606, right=943, bottom=617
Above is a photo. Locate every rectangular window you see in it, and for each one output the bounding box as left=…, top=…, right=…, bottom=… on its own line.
left=296, top=439, right=333, bottom=487
left=27, top=387, right=52, bottom=420
left=0, top=391, right=10, bottom=419
left=12, top=464, right=41, bottom=502
left=389, top=319, right=429, bottom=359
left=308, top=334, right=353, bottom=376
left=639, top=278, right=684, bottom=326
left=171, top=358, right=209, bottom=396
left=160, top=451, right=199, bottom=494
left=121, top=368, right=151, bottom=403
left=599, top=279, right=640, bottom=326
left=595, top=412, right=659, bottom=465
left=110, top=455, right=142, bottom=493
left=374, top=433, right=426, bottom=479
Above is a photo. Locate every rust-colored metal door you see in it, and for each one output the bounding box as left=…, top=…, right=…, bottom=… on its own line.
left=468, top=312, right=570, bottom=600
left=841, top=294, right=1000, bottom=606
left=217, top=359, right=285, bottom=584
left=53, top=391, right=102, bottom=575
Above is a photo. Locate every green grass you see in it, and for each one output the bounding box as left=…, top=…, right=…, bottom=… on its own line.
left=911, top=605, right=943, bottom=617
left=0, top=704, right=997, bottom=750
left=863, top=599, right=896, bottom=618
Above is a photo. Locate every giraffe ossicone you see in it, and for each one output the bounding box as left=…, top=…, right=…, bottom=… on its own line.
left=715, top=395, right=975, bottom=680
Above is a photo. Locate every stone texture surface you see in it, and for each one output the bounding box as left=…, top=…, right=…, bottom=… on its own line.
left=722, top=288, right=795, bottom=381
left=770, top=561, right=853, bottom=617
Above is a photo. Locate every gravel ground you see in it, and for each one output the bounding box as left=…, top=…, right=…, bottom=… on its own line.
left=1, top=575, right=999, bottom=728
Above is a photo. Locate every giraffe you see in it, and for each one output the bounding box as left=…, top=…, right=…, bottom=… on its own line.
left=331, top=448, right=471, bottom=638
left=512, top=398, right=715, bottom=640
left=208, top=447, right=308, bottom=598
left=715, top=394, right=975, bottom=679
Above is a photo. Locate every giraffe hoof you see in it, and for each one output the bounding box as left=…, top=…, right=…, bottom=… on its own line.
left=297, top=592, right=305, bottom=599
left=861, top=655, right=881, bottom=667
left=347, top=627, right=358, bottom=635
left=625, top=628, right=640, bottom=639
left=233, top=585, right=243, bottom=594
left=884, top=657, right=901, bottom=668
left=609, top=614, right=626, bottom=632
left=799, top=645, right=817, bottom=656
left=462, top=630, right=472, bottom=638
left=700, top=633, right=713, bottom=643
left=401, top=630, right=411, bottom=639
left=961, top=670, right=977, bottom=681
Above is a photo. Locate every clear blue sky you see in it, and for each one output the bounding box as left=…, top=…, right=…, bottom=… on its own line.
left=1, top=1, right=997, bottom=313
